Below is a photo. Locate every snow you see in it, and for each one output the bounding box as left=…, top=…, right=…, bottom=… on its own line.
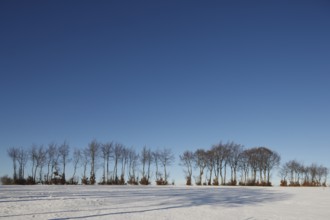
left=1, top=185, right=329, bottom=219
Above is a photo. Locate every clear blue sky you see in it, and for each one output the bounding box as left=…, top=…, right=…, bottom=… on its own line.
left=1, top=0, right=329, bottom=184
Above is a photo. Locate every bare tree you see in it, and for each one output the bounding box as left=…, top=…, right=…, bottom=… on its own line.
left=81, top=147, right=90, bottom=184
left=71, top=148, right=81, bottom=184
left=140, top=146, right=153, bottom=185
left=179, top=150, right=194, bottom=185
left=158, top=148, right=175, bottom=185
left=29, top=144, right=38, bottom=182
left=222, top=142, right=232, bottom=184
left=318, top=166, right=328, bottom=186
left=153, top=150, right=161, bottom=181
left=58, top=141, right=70, bottom=184
left=101, top=142, right=113, bottom=184
left=194, top=149, right=207, bottom=185
left=17, top=147, right=28, bottom=181
left=265, top=149, right=280, bottom=185
left=120, top=146, right=129, bottom=184
left=46, top=142, right=57, bottom=183
left=238, top=150, right=250, bottom=185
left=279, top=161, right=289, bottom=186
left=127, top=147, right=139, bottom=185
left=245, top=147, right=259, bottom=184
left=227, top=143, right=243, bottom=185
left=37, top=145, right=47, bottom=183
left=212, top=142, right=230, bottom=185
left=205, top=149, right=216, bottom=185
left=88, top=139, right=100, bottom=185
left=7, top=147, right=19, bottom=182
left=113, top=143, right=123, bottom=184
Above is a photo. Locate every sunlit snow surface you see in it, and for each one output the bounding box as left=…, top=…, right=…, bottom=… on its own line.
left=1, top=185, right=329, bottom=219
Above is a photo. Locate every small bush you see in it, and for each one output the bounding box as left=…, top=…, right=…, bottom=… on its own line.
left=156, top=178, right=167, bottom=185
left=15, top=178, right=27, bottom=185
left=280, top=180, right=288, bottom=186
left=186, top=176, right=192, bottom=186
left=301, top=181, right=321, bottom=187
left=239, top=181, right=245, bottom=186
left=237, top=180, right=272, bottom=186
left=245, top=179, right=257, bottom=186
left=26, top=176, right=36, bottom=185
left=1, top=175, right=14, bottom=185
left=90, top=174, right=96, bottom=185
left=289, top=181, right=300, bottom=187
left=195, top=180, right=202, bottom=186
left=226, top=180, right=237, bottom=186
left=81, top=177, right=89, bottom=185
left=127, top=177, right=139, bottom=185
left=67, top=177, right=79, bottom=185
left=61, top=174, right=66, bottom=185
left=139, top=176, right=150, bottom=185
left=118, top=175, right=125, bottom=185
left=260, top=181, right=272, bottom=186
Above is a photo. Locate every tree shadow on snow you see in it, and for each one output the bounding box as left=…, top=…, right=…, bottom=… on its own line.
left=47, top=187, right=292, bottom=219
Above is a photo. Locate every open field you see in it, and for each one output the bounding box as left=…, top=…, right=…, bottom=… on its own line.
left=0, top=185, right=329, bottom=220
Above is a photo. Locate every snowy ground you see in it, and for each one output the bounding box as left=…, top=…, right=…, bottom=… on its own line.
left=0, top=185, right=329, bottom=220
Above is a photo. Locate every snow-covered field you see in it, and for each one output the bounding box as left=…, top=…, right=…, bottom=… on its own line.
left=0, top=185, right=329, bottom=220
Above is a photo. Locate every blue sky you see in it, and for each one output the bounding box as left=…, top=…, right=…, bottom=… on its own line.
left=1, top=0, right=330, bottom=184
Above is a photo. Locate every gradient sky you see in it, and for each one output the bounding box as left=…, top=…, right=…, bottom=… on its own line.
left=1, top=0, right=330, bottom=184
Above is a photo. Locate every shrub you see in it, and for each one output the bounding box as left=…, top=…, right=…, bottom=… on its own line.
left=81, top=177, right=89, bottom=185
left=227, top=180, right=237, bottom=186
left=156, top=178, right=167, bottom=185
left=186, top=176, right=192, bottom=186
left=1, top=175, right=13, bottom=185
left=26, top=176, right=36, bottom=185
left=106, top=177, right=115, bottom=185
left=127, top=177, right=139, bottom=185
left=90, top=174, right=96, bottom=185
left=301, top=181, right=322, bottom=187
left=61, top=174, right=66, bottom=185
left=67, top=177, right=79, bottom=185
left=212, top=178, right=219, bottom=186
left=118, top=175, right=125, bottom=185
left=260, top=181, right=272, bottom=186
left=280, top=180, right=288, bottom=186
left=195, top=180, right=202, bottom=186
left=289, top=181, right=300, bottom=187
left=139, top=176, right=150, bottom=185
left=15, top=178, right=27, bottom=185
left=246, top=179, right=257, bottom=186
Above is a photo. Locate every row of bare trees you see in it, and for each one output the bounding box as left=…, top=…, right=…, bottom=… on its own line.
left=6, top=140, right=175, bottom=185
left=279, top=160, right=328, bottom=186
left=180, top=142, right=281, bottom=186
left=6, top=140, right=328, bottom=187
left=7, top=141, right=70, bottom=184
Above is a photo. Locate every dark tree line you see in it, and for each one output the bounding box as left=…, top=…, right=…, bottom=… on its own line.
left=5, top=140, right=175, bottom=186
left=279, top=160, right=328, bottom=187
left=180, top=142, right=281, bottom=186
left=4, top=140, right=329, bottom=187
left=7, top=142, right=70, bottom=185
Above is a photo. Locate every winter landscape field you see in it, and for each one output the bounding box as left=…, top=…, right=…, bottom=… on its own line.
left=1, top=185, right=329, bottom=220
